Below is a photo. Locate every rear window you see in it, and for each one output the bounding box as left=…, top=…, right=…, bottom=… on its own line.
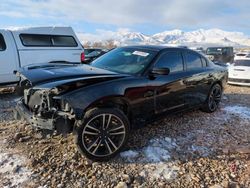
left=20, top=34, right=78, bottom=47
left=52, top=36, right=77, bottom=46
left=0, top=34, right=6, bottom=51
left=207, top=47, right=233, bottom=55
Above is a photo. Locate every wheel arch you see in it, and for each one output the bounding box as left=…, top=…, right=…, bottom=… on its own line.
left=80, top=96, right=132, bottom=124
left=86, top=96, right=131, bottom=115
left=212, top=80, right=223, bottom=90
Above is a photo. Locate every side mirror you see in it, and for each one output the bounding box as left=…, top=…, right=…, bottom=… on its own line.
left=150, top=67, right=170, bottom=76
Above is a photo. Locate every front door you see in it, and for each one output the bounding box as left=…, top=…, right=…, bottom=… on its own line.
left=149, top=50, right=187, bottom=113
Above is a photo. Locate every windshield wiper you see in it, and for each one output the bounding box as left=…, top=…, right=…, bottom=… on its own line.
left=49, top=61, right=80, bottom=64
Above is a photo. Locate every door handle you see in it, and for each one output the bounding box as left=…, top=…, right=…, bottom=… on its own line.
left=144, top=90, right=154, bottom=98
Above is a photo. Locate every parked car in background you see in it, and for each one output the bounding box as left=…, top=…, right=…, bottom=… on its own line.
left=0, top=26, right=84, bottom=86
left=84, top=48, right=102, bottom=55
left=15, top=46, right=228, bottom=161
left=206, top=47, right=234, bottom=64
left=190, top=47, right=205, bottom=54
left=83, top=48, right=109, bottom=64
left=234, top=51, right=250, bottom=60
left=228, top=58, right=250, bottom=86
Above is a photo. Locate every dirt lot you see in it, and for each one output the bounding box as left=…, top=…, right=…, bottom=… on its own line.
left=0, top=85, right=250, bottom=188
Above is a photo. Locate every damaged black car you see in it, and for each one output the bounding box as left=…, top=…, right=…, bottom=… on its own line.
left=15, top=46, right=228, bottom=161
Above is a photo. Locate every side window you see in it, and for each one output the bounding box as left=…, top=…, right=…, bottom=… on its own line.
left=201, top=57, right=207, bottom=67
left=155, top=51, right=184, bottom=73
left=20, top=34, right=77, bottom=47
left=52, top=36, right=77, bottom=47
left=185, top=52, right=202, bottom=69
left=20, top=34, right=52, bottom=46
left=0, top=34, right=6, bottom=51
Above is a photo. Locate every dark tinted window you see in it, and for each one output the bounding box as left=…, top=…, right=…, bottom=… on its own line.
left=207, top=47, right=233, bottom=55
left=52, top=36, right=77, bottom=46
left=186, top=52, right=202, bottom=69
left=20, top=34, right=77, bottom=47
left=92, top=47, right=157, bottom=74
left=20, top=34, right=51, bottom=46
left=0, top=34, right=6, bottom=51
left=84, top=49, right=97, bottom=55
left=201, top=57, right=207, bottom=67
left=88, top=51, right=101, bottom=56
left=155, top=51, right=184, bottom=73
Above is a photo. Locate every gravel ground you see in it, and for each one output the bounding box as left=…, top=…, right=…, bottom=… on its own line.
left=0, top=85, right=250, bottom=188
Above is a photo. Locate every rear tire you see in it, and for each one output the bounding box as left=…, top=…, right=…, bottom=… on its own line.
left=74, top=108, right=130, bottom=161
left=201, top=83, right=222, bottom=113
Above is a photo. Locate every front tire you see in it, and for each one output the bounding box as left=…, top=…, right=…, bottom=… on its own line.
left=74, top=108, right=130, bottom=161
left=201, top=83, right=222, bottom=113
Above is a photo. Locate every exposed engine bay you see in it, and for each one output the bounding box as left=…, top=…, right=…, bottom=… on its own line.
left=19, top=88, right=75, bottom=134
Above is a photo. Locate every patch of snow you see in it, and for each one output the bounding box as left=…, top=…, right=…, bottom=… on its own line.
left=142, top=138, right=176, bottom=162
left=223, top=105, right=250, bottom=119
left=120, top=137, right=177, bottom=163
left=120, top=150, right=139, bottom=159
left=121, top=135, right=212, bottom=163
left=120, top=104, right=250, bottom=181
left=0, top=152, right=31, bottom=188
left=143, top=146, right=171, bottom=162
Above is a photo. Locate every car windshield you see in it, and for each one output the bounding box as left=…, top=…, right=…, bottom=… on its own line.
left=233, top=60, right=250, bottom=67
left=84, top=49, right=99, bottom=55
left=87, top=51, right=101, bottom=57
left=236, top=53, right=247, bottom=57
left=91, top=47, right=158, bottom=74
left=207, top=48, right=224, bottom=55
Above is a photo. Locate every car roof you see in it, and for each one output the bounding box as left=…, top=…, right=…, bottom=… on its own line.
left=120, top=45, right=190, bottom=52
left=85, top=48, right=106, bottom=50
left=207, top=46, right=233, bottom=49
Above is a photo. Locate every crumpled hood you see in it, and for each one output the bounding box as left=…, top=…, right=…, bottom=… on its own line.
left=15, top=64, right=123, bottom=86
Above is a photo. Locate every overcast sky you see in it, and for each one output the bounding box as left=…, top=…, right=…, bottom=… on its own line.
left=1, top=0, right=250, bottom=35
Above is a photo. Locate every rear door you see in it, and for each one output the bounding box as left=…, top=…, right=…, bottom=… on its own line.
left=183, top=51, right=212, bottom=106
left=149, top=50, right=187, bottom=113
left=0, top=31, right=19, bottom=84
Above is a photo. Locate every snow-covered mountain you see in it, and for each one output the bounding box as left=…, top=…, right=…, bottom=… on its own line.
left=78, top=28, right=250, bottom=47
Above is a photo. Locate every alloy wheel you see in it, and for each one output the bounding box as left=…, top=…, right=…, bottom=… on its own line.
left=208, top=85, right=222, bottom=111
left=82, top=113, right=126, bottom=157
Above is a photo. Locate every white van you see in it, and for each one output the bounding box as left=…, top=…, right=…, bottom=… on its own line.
left=0, top=26, right=84, bottom=85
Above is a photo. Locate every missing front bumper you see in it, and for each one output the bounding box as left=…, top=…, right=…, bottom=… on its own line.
left=15, top=100, right=54, bottom=130
left=15, top=100, right=74, bottom=134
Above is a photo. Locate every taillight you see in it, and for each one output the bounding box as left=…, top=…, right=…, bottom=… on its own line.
left=81, top=52, right=85, bottom=62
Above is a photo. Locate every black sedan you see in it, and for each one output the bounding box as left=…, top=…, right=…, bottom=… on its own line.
left=15, top=46, right=228, bottom=161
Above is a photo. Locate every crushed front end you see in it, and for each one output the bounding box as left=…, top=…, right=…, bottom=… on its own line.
left=15, top=88, right=75, bottom=134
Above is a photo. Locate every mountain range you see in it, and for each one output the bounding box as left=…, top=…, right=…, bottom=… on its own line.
left=77, top=28, right=250, bottom=47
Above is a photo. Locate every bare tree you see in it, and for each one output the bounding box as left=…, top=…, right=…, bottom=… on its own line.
left=83, top=41, right=91, bottom=48
left=91, top=42, right=103, bottom=48
left=105, top=39, right=117, bottom=49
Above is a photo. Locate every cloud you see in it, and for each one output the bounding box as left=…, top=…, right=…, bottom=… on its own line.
left=1, top=0, right=250, bottom=31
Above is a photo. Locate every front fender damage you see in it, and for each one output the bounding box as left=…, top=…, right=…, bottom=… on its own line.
left=15, top=88, right=76, bottom=134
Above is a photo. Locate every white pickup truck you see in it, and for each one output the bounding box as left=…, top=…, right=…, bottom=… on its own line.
left=0, top=26, right=84, bottom=86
